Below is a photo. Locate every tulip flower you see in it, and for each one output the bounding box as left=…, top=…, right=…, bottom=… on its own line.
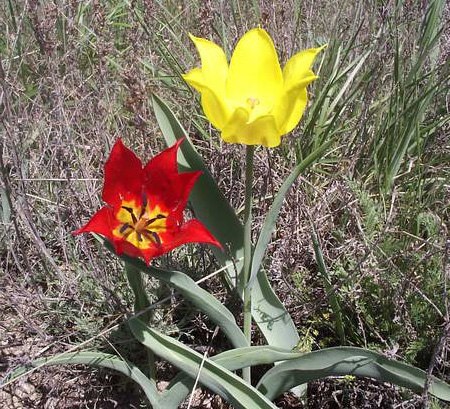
left=74, top=139, right=221, bottom=264
left=183, top=28, right=325, bottom=148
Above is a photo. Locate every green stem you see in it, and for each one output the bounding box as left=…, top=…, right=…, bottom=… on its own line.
left=242, top=145, right=255, bottom=384
left=125, top=261, right=157, bottom=380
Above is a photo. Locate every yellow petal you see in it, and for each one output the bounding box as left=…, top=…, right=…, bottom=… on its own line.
left=184, top=35, right=232, bottom=129
left=182, top=67, right=205, bottom=93
left=183, top=70, right=230, bottom=129
left=222, top=108, right=281, bottom=147
left=283, top=45, right=326, bottom=91
left=274, top=88, right=308, bottom=135
left=226, top=28, right=283, bottom=112
left=273, top=45, right=325, bottom=134
left=199, top=86, right=231, bottom=129
left=274, top=71, right=318, bottom=135
left=188, top=34, right=228, bottom=87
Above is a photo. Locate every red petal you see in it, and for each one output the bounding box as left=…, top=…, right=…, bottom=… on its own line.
left=174, top=170, right=201, bottom=211
left=180, top=219, right=222, bottom=249
left=140, top=247, right=160, bottom=265
left=143, top=138, right=183, bottom=180
left=72, top=206, right=116, bottom=240
left=145, top=170, right=201, bottom=215
left=102, top=139, right=143, bottom=205
left=113, top=239, right=152, bottom=261
left=143, top=139, right=201, bottom=210
left=160, top=219, right=222, bottom=253
left=134, top=219, right=221, bottom=265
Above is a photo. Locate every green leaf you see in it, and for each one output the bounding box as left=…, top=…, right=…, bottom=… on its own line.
left=160, top=346, right=305, bottom=408
left=151, top=93, right=243, bottom=288
left=151, top=93, right=300, bottom=351
left=2, top=351, right=161, bottom=408
left=256, top=346, right=450, bottom=402
left=212, top=345, right=302, bottom=369
left=124, top=261, right=152, bottom=324
left=124, top=261, right=157, bottom=379
left=129, top=318, right=278, bottom=409
left=158, top=374, right=193, bottom=409
left=248, top=139, right=333, bottom=289
left=105, top=245, right=248, bottom=349
left=161, top=344, right=450, bottom=407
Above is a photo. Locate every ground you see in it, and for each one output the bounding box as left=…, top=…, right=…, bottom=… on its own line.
left=1, top=0, right=450, bottom=408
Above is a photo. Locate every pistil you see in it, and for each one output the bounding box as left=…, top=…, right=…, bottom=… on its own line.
left=119, top=202, right=166, bottom=246
left=246, top=97, right=260, bottom=110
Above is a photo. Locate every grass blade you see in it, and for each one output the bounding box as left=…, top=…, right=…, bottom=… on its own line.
left=248, top=139, right=333, bottom=289
left=311, top=229, right=345, bottom=344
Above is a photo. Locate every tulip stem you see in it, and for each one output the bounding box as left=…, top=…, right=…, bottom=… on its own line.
left=242, top=145, right=255, bottom=384
left=125, top=262, right=157, bottom=381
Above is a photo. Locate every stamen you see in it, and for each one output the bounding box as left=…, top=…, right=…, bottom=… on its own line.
left=144, top=229, right=161, bottom=246
left=117, top=199, right=167, bottom=247
left=151, top=231, right=162, bottom=246
left=119, top=223, right=132, bottom=234
left=122, top=229, right=133, bottom=239
left=144, top=214, right=167, bottom=227
left=121, top=206, right=138, bottom=224
left=139, top=193, right=148, bottom=218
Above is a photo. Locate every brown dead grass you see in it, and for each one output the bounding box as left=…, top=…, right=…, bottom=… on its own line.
left=1, top=0, right=449, bottom=408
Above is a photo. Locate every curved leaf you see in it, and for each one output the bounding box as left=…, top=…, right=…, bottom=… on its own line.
left=159, top=374, right=193, bottom=409
left=256, top=346, right=450, bottom=402
left=159, top=346, right=305, bottom=408
left=1, top=351, right=161, bottom=408
left=129, top=318, right=278, bottom=409
left=212, top=345, right=302, bottom=369
left=248, top=139, right=333, bottom=289
left=98, top=240, right=248, bottom=350
left=152, top=93, right=243, bottom=287
left=158, top=345, right=450, bottom=407
left=151, top=93, right=300, bottom=351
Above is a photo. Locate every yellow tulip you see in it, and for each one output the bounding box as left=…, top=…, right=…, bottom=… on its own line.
left=183, top=28, right=325, bottom=148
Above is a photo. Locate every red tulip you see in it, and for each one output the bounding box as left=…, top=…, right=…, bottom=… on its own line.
left=74, top=138, right=221, bottom=264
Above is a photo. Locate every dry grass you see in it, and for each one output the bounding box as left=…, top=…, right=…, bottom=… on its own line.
left=1, top=0, right=449, bottom=407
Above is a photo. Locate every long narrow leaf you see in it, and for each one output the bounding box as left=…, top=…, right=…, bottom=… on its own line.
left=160, top=344, right=450, bottom=407
left=159, top=346, right=306, bottom=408
left=152, top=93, right=243, bottom=287
left=327, top=50, right=370, bottom=114
left=97, top=237, right=248, bottom=350
left=248, top=139, right=333, bottom=289
left=158, top=374, right=193, bottom=409
left=151, top=93, right=300, bottom=350
left=311, top=229, right=345, bottom=344
left=2, top=351, right=161, bottom=408
left=129, top=318, right=278, bottom=409
left=256, top=347, right=450, bottom=402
